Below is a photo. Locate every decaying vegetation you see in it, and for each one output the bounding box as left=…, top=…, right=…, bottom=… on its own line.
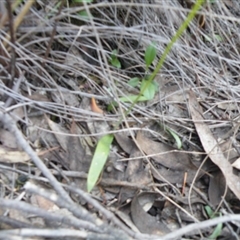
left=0, top=0, right=240, bottom=239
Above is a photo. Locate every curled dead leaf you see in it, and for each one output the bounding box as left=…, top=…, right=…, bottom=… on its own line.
left=91, top=97, right=103, bottom=114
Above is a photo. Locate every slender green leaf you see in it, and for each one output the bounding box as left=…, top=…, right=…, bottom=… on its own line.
left=123, top=0, right=205, bottom=118
left=127, top=77, right=140, bottom=87
left=119, top=95, right=149, bottom=103
left=167, top=128, right=182, bottom=149
left=73, top=0, right=93, bottom=3
left=111, top=57, right=121, bottom=69
left=208, top=221, right=223, bottom=239
left=205, top=206, right=223, bottom=239
left=140, top=80, right=156, bottom=100
left=205, top=206, right=214, bottom=218
left=87, top=134, right=114, bottom=192
left=110, top=50, right=121, bottom=69
left=152, top=80, right=159, bottom=92
left=144, top=42, right=157, bottom=68
left=77, top=10, right=92, bottom=19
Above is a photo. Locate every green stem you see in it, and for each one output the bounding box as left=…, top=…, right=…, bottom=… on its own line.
left=122, top=0, right=205, bottom=119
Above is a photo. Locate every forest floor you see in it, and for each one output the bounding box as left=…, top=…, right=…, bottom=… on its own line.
left=0, top=1, right=240, bottom=240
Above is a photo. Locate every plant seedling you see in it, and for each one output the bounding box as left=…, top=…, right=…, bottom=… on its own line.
left=87, top=0, right=205, bottom=192
left=87, top=134, right=114, bottom=192
left=205, top=206, right=223, bottom=239
left=109, top=49, right=121, bottom=69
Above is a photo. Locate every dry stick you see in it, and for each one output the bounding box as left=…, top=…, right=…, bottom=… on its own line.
left=0, top=228, right=121, bottom=240
left=160, top=214, right=240, bottom=240
left=3, top=0, right=35, bottom=48
left=0, top=216, right=34, bottom=229
left=4, top=70, right=23, bottom=108
left=24, top=181, right=100, bottom=225
left=0, top=198, right=100, bottom=233
left=0, top=110, right=72, bottom=205
left=0, top=1, right=20, bottom=29
left=25, top=182, right=134, bottom=240
left=42, top=0, right=64, bottom=69
left=6, top=0, right=16, bottom=83
left=65, top=184, right=137, bottom=238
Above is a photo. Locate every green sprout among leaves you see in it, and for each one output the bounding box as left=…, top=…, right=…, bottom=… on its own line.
left=109, top=49, right=121, bottom=69
left=205, top=206, right=223, bottom=239
left=87, top=0, right=205, bottom=192
left=117, top=42, right=158, bottom=104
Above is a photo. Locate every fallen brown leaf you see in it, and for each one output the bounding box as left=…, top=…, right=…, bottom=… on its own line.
left=188, top=90, right=240, bottom=200
left=91, top=97, right=103, bottom=114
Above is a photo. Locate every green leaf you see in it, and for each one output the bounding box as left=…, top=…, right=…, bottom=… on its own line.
left=208, top=221, right=223, bottom=239
left=205, top=207, right=223, bottom=239
left=111, top=57, right=121, bottom=69
left=73, top=0, right=93, bottom=3
left=205, top=206, right=214, bottom=218
left=140, top=80, right=156, bottom=100
left=110, top=50, right=121, bottom=69
left=127, top=77, right=140, bottom=87
left=77, top=10, right=92, bottom=19
left=166, top=128, right=182, bottom=149
left=119, top=95, right=149, bottom=103
left=152, top=80, right=159, bottom=92
left=119, top=0, right=205, bottom=118
left=214, top=34, right=223, bottom=42
left=144, top=42, right=157, bottom=68
left=87, top=134, right=114, bottom=192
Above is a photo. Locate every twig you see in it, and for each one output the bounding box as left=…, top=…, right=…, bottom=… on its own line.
left=6, top=0, right=16, bottom=82
left=0, top=110, right=72, bottom=204
left=160, top=214, right=240, bottom=240
left=0, top=228, right=123, bottom=240
left=24, top=181, right=99, bottom=225
left=0, top=198, right=101, bottom=233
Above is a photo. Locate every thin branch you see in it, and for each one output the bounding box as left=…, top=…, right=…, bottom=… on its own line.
left=0, top=228, right=123, bottom=240
left=160, top=214, right=240, bottom=240
left=0, top=110, right=72, bottom=204
left=0, top=198, right=101, bottom=233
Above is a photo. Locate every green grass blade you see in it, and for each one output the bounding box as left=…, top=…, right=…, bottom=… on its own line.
left=87, top=134, right=114, bottom=192
left=166, top=128, right=182, bottom=149
left=124, top=0, right=205, bottom=117
left=208, top=222, right=223, bottom=239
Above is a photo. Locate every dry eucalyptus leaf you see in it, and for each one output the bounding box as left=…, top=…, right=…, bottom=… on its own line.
left=188, top=90, right=240, bottom=200
left=152, top=166, right=197, bottom=184
left=217, top=102, right=237, bottom=111
left=31, top=195, right=58, bottom=212
left=46, top=117, right=68, bottom=152
left=232, top=157, right=240, bottom=170
left=113, top=208, right=140, bottom=233
left=136, top=131, right=194, bottom=171
left=67, top=121, right=92, bottom=194
left=208, top=171, right=226, bottom=206
left=114, top=132, right=135, bottom=154
left=0, top=146, right=30, bottom=163
left=131, top=192, right=170, bottom=235
left=0, top=129, right=18, bottom=149
left=119, top=145, right=152, bottom=203
left=220, top=139, right=238, bottom=160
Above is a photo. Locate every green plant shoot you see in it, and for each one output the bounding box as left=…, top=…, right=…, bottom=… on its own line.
left=205, top=206, right=223, bottom=239
left=124, top=0, right=205, bottom=117
left=88, top=0, right=205, bottom=191
left=110, top=49, right=121, bottom=69
left=166, top=128, right=182, bottom=149
left=144, top=42, right=157, bottom=69
left=87, top=134, right=114, bottom=192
